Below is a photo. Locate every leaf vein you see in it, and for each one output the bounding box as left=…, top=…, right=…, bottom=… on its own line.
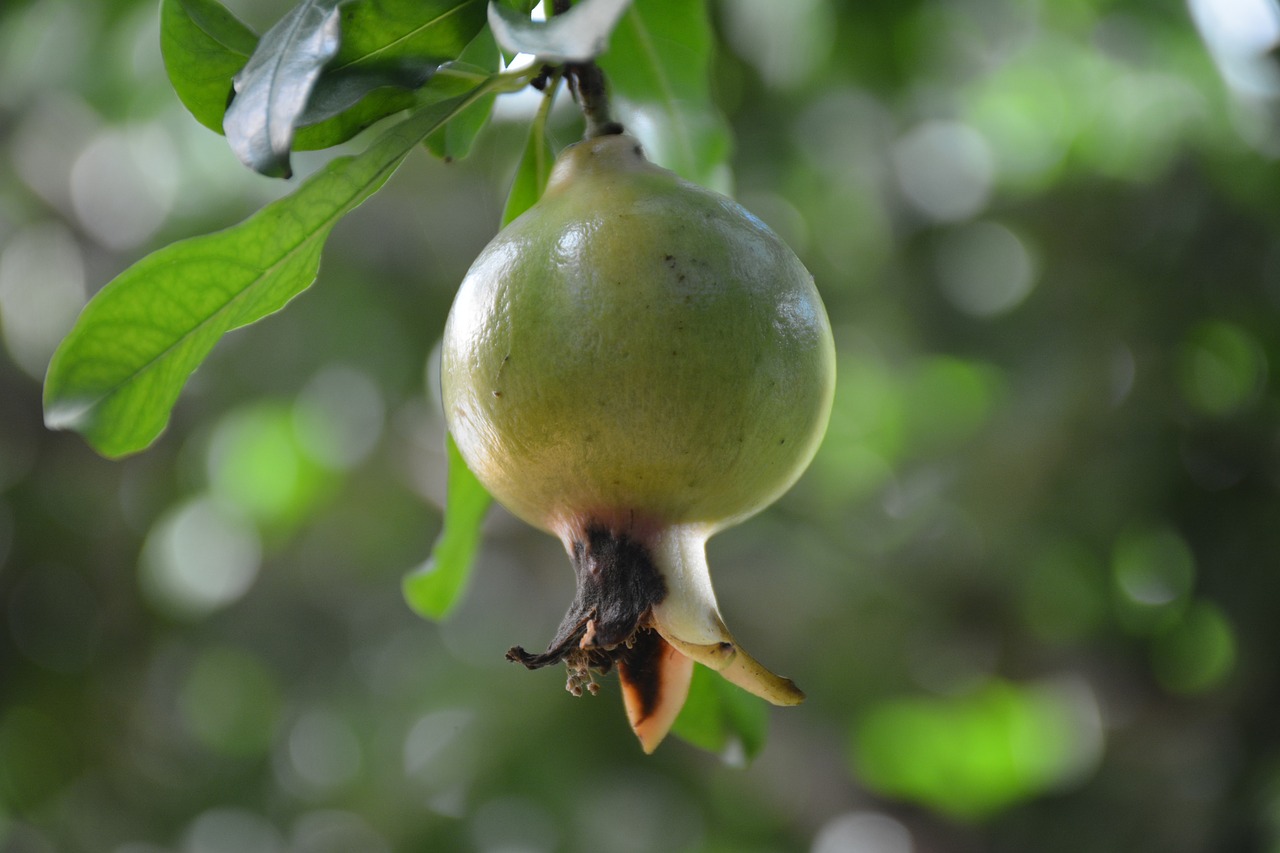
left=329, top=0, right=478, bottom=73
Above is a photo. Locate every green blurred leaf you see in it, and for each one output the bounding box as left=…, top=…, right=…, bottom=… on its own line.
left=425, top=28, right=501, bottom=160
left=43, top=90, right=487, bottom=460
left=500, top=76, right=559, bottom=226
left=851, top=680, right=1101, bottom=821
left=670, top=664, right=769, bottom=761
left=403, top=435, right=491, bottom=620
left=160, top=0, right=257, bottom=134
left=597, top=0, right=731, bottom=185
left=1111, top=524, right=1196, bottom=635
left=223, top=0, right=344, bottom=177
left=487, top=0, right=631, bottom=62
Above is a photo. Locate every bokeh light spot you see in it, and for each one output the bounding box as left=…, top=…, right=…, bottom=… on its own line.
left=893, top=120, right=995, bottom=222
left=1189, top=0, right=1280, bottom=97
left=293, top=366, right=386, bottom=470
left=289, top=811, right=390, bottom=853
left=812, top=811, right=913, bottom=853
left=808, top=350, right=903, bottom=506
left=180, top=647, right=282, bottom=758
left=1152, top=600, right=1237, bottom=694
left=1178, top=320, right=1266, bottom=416
left=1020, top=541, right=1107, bottom=644
left=901, top=357, right=1003, bottom=455
left=181, top=808, right=284, bottom=853
left=403, top=709, right=475, bottom=784
left=207, top=403, right=336, bottom=530
left=70, top=124, right=177, bottom=250
left=0, top=221, right=86, bottom=379
left=575, top=775, right=703, bottom=853
left=721, top=0, right=836, bottom=90
left=934, top=221, right=1037, bottom=317
left=140, top=497, right=262, bottom=618
left=469, top=797, right=560, bottom=853
left=967, top=62, right=1072, bottom=189
left=287, top=710, right=362, bottom=791
left=10, top=93, right=99, bottom=212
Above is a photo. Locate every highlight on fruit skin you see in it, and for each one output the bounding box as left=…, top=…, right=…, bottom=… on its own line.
left=441, top=133, right=835, bottom=753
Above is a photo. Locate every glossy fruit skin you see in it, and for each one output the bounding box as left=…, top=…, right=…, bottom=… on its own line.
left=442, top=135, right=835, bottom=538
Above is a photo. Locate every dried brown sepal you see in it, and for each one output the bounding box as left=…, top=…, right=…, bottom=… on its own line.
left=617, top=628, right=693, bottom=753
left=506, top=524, right=665, bottom=678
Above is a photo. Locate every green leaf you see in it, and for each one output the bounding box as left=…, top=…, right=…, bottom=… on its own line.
left=223, top=0, right=344, bottom=176
left=399, top=66, right=556, bottom=625
left=336, top=0, right=485, bottom=72
left=496, top=0, right=539, bottom=14
left=297, top=65, right=433, bottom=128
left=425, top=27, right=501, bottom=161
left=161, top=0, right=489, bottom=157
left=671, top=664, right=769, bottom=761
left=500, top=76, right=559, bottom=226
left=43, top=89, right=488, bottom=460
left=487, top=0, right=631, bottom=62
left=295, top=0, right=489, bottom=150
left=160, top=0, right=257, bottom=134
left=596, top=0, right=731, bottom=186
left=403, top=435, right=492, bottom=620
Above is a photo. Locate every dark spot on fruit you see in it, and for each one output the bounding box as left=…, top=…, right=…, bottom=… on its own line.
left=493, top=390, right=502, bottom=398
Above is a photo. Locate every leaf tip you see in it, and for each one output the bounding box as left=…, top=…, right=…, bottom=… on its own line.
left=42, top=390, right=92, bottom=434
left=41, top=394, right=154, bottom=460
left=401, top=559, right=451, bottom=621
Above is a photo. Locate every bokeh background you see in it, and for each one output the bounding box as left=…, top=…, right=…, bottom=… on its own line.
left=4, top=0, right=1280, bottom=850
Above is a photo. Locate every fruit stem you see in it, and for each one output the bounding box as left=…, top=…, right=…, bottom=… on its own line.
left=546, top=0, right=623, bottom=139
left=568, top=61, right=624, bottom=139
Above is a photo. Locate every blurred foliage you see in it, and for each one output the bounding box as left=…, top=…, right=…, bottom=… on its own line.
left=4, top=0, right=1280, bottom=851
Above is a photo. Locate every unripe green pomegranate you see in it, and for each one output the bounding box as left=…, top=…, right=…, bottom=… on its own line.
left=442, top=134, right=835, bottom=752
